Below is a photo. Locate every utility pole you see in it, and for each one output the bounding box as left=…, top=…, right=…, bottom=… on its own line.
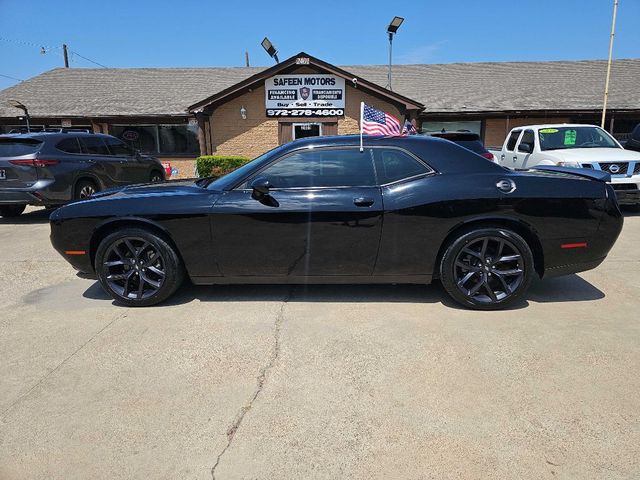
left=63, top=44, right=69, bottom=68
left=601, top=0, right=618, bottom=129
left=245, top=50, right=250, bottom=67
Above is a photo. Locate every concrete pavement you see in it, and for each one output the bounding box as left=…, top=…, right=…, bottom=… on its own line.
left=1, top=207, right=639, bottom=479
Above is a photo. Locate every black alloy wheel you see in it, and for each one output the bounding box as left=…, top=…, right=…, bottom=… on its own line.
left=440, top=228, right=534, bottom=310
left=0, top=204, right=26, bottom=217
left=75, top=179, right=98, bottom=200
left=150, top=171, right=164, bottom=183
left=95, top=228, right=184, bottom=307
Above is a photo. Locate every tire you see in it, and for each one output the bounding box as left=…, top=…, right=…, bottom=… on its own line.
left=95, top=227, right=185, bottom=307
left=0, top=204, right=26, bottom=217
left=440, top=228, right=534, bottom=310
left=75, top=179, right=99, bottom=200
left=150, top=171, right=164, bottom=183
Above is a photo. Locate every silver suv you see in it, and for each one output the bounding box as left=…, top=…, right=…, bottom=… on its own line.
left=0, top=131, right=166, bottom=217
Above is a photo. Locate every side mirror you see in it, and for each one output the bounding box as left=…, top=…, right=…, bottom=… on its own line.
left=250, top=177, right=271, bottom=196
left=518, top=143, right=533, bottom=154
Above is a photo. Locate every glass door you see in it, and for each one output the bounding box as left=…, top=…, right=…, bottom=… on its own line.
left=293, top=123, right=322, bottom=140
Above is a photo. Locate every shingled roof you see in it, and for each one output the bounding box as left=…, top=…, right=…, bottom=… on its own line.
left=1, top=58, right=639, bottom=118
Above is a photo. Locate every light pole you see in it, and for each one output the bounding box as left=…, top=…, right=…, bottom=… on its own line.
left=261, top=37, right=279, bottom=64
left=8, top=100, right=30, bottom=132
left=386, top=16, right=404, bottom=90
left=601, top=0, right=618, bottom=129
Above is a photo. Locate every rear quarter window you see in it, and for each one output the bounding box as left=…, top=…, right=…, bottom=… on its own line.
left=373, top=149, right=430, bottom=184
left=0, top=139, right=43, bottom=157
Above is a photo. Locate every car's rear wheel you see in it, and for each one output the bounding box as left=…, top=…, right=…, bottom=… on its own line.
left=440, top=228, right=534, bottom=310
left=150, top=171, right=164, bottom=183
left=0, top=204, right=26, bottom=217
left=95, top=228, right=185, bottom=307
left=75, top=179, right=98, bottom=199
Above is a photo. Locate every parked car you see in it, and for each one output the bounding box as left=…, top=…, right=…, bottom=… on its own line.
left=50, top=135, right=622, bottom=310
left=624, top=123, right=640, bottom=153
left=497, top=124, right=640, bottom=205
left=427, top=130, right=496, bottom=161
left=0, top=131, right=166, bottom=217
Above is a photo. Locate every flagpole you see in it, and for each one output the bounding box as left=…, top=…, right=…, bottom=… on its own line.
left=359, top=102, right=364, bottom=152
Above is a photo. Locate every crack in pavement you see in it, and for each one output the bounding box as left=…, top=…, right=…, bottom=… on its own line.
left=210, top=287, right=293, bottom=480
left=0, top=308, right=129, bottom=420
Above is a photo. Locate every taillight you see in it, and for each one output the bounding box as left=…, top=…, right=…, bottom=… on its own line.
left=9, top=159, right=59, bottom=167
left=481, top=152, right=494, bottom=160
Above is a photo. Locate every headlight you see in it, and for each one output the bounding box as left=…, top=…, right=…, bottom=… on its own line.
left=557, top=161, right=582, bottom=168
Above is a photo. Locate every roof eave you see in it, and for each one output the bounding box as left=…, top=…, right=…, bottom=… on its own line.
left=187, top=51, right=424, bottom=113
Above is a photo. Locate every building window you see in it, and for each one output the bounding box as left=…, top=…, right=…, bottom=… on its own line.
left=421, top=121, right=482, bottom=136
left=111, top=124, right=199, bottom=155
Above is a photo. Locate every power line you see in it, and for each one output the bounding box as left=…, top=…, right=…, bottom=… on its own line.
left=0, top=73, right=23, bottom=82
left=68, top=49, right=108, bottom=68
left=0, top=37, right=108, bottom=68
left=0, top=36, right=58, bottom=50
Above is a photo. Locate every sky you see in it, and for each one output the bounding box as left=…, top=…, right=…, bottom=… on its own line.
left=0, top=0, right=638, bottom=90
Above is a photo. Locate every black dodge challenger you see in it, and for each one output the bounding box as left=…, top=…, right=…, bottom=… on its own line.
left=50, top=135, right=623, bottom=310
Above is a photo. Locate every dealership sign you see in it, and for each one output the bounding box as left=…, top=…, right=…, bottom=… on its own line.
left=265, top=74, right=345, bottom=117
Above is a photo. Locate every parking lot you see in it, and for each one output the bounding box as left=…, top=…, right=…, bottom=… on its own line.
left=0, top=206, right=638, bottom=479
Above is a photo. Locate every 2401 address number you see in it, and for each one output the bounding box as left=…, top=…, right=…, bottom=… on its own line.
left=266, top=109, right=344, bottom=117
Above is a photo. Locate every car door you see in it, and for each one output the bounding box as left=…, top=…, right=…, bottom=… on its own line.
left=369, top=148, right=437, bottom=276
left=103, top=137, right=149, bottom=183
left=514, top=129, right=535, bottom=169
left=500, top=129, right=522, bottom=168
left=210, top=146, right=383, bottom=277
left=79, top=136, right=124, bottom=187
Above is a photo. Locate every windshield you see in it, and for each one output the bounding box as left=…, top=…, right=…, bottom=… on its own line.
left=199, top=144, right=289, bottom=189
left=451, top=139, right=487, bottom=155
left=538, top=126, right=619, bottom=151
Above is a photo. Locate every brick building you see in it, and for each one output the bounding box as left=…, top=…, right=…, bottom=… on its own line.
left=1, top=52, right=639, bottom=177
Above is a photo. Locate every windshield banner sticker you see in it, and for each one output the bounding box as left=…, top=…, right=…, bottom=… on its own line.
left=564, top=129, right=577, bottom=145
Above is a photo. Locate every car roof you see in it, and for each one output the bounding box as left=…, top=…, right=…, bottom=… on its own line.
left=0, top=131, right=111, bottom=140
left=510, top=123, right=600, bottom=130
left=427, top=131, right=481, bottom=140
left=280, top=134, right=447, bottom=149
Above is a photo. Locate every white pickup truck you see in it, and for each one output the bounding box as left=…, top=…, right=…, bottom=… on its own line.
left=497, top=123, right=640, bottom=205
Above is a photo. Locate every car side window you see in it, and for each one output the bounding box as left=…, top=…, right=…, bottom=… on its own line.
left=373, top=149, right=430, bottom=184
left=519, top=130, right=535, bottom=150
left=80, top=137, right=110, bottom=155
left=104, top=137, right=134, bottom=156
left=55, top=138, right=82, bottom=154
left=506, top=130, right=521, bottom=151
left=252, top=148, right=376, bottom=189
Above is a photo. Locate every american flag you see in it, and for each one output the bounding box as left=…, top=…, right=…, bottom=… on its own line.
left=402, top=120, right=418, bottom=135
left=361, top=103, right=401, bottom=136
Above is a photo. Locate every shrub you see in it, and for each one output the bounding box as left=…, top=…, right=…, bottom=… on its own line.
left=195, top=155, right=250, bottom=178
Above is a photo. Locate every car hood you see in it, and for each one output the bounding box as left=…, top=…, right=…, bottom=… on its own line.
left=50, top=179, right=219, bottom=220
left=545, top=148, right=640, bottom=162
left=90, top=179, right=208, bottom=199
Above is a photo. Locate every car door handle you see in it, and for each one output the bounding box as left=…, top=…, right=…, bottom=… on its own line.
left=353, top=197, right=375, bottom=207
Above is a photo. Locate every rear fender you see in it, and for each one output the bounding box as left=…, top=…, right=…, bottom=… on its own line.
left=532, top=165, right=611, bottom=182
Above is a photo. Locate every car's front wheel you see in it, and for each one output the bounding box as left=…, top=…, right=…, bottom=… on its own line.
left=95, top=228, right=185, bottom=307
left=440, top=228, right=534, bottom=310
left=0, top=204, right=26, bottom=218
